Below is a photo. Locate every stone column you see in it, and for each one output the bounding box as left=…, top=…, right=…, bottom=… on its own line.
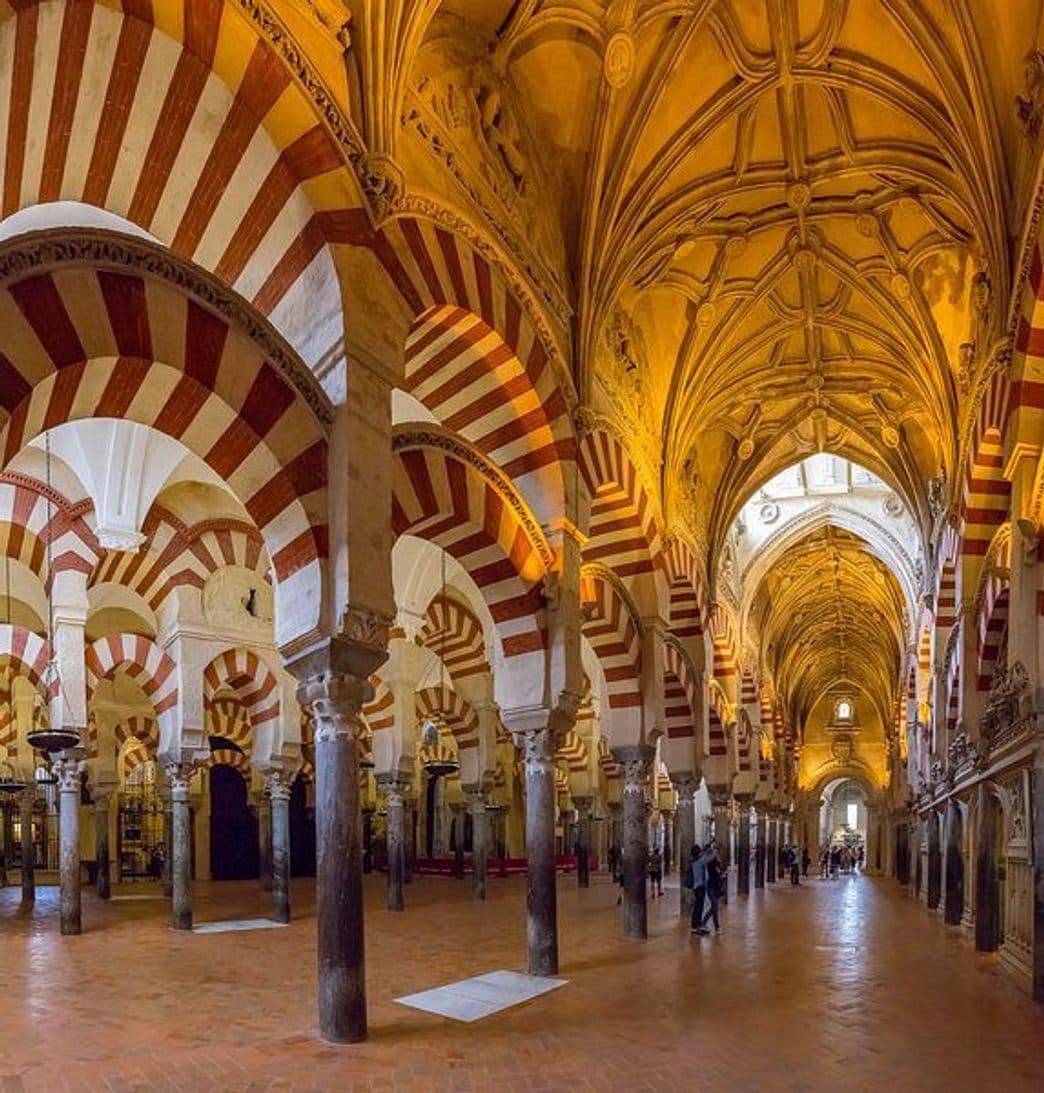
left=573, top=796, right=592, bottom=889
left=54, top=756, right=82, bottom=936
left=710, top=788, right=732, bottom=904
left=616, top=746, right=653, bottom=940
left=93, top=791, right=112, bottom=900
left=167, top=763, right=194, bottom=931
left=767, top=817, right=778, bottom=882
left=258, top=791, right=273, bottom=892
left=404, top=797, right=416, bottom=884
left=927, top=812, right=942, bottom=910
left=736, top=797, right=752, bottom=896
left=378, top=774, right=409, bottom=911
left=159, top=776, right=173, bottom=898
left=518, top=726, right=559, bottom=976
left=607, top=802, right=621, bottom=862
left=298, top=673, right=371, bottom=1042
left=20, top=788, right=35, bottom=903
left=451, top=803, right=466, bottom=879
left=755, top=811, right=767, bottom=888
left=267, top=770, right=292, bottom=924
left=465, top=785, right=489, bottom=900
left=672, top=775, right=697, bottom=915
left=943, top=800, right=963, bottom=925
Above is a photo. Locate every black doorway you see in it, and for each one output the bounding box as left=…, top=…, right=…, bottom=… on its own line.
left=289, top=777, right=316, bottom=877
left=210, top=765, right=259, bottom=880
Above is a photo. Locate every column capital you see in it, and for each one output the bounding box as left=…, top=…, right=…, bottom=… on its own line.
left=51, top=756, right=83, bottom=792
left=266, top=769, right=294, bottom=802
left=376, top=773, right=408, bottom=808
left=670, top=772, right=698, bottom=802
left=612, top=744, right=654, bottom=793
left=514, top=725, right=556, bottom=770
left=462, top=784, right=488, bottom=811
left=572, top=795, right=593, bottom=817
left=707, top=785, right=732, bottom=809
left=165, top=762, right=195, bottom=799
left=297, top=673, right=372, bottom=742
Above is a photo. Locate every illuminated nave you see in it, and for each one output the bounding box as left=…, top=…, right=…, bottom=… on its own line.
left=1, top=0, right=1044, bottom=1088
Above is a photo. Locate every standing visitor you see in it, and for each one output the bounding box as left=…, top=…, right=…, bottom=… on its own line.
left=701, top=841, right=723, bottom=933
left=801, top=848, right=811, bottom=877
left=689, top=843, right=712, bottom=935
left=648, top=845, right=663, bottom=898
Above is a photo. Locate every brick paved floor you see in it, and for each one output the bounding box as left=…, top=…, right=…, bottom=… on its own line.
left=1, top=871, right=1042, bottom=1091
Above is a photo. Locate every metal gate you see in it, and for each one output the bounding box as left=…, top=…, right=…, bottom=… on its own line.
left=117, top=778, right=165, bottom=881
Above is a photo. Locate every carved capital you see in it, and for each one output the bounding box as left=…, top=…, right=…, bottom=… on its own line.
left=51, top=757, right=82, bottom=793
left=670, top=772, right=698, bottom=803
left=572, top=795, right=593, bottom=818
left=164, top=762, right=195, bottom=800
left=266, top=769, right=293, bottom=802
left=707, top=784, right=732, bottom=809
left=612, top=745, right=654, bottom=794
left=377, top=773, right=411, bottom=808
left=357, top=153, right=405, bottom=222
left=297, top=673, right=372, bottom=743
left=462, top=783, right=489, bottom=813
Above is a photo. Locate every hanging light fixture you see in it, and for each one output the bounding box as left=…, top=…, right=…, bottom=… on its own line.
left=421, top=547, right=457, bottom=775
left=26, top=432, right=80, bottom=753
left=0, top=555, right=27, bottom=794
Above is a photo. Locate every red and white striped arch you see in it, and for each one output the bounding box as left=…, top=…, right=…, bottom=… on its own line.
left=663, top=639, right=698, bottom=740
left=203, top=647, right=280, bottom=734
left=113, top=714, right=158, bottom=774
left=362, top=675, right=394, bottom=734
left=0, top=623, right=52, bottom=698
left=418, top=594, right=489, bottom=683
left=206, top=694, right=252, bottom=752
left=975, top=531, right=1011, bottom=692
left=85, top=632, right=177, bottom=736
left=415, top=684, right=479, bottom=750
left=0, top=0, right=357, bottom=369
left=555, top=729, right=588, bottom=774
left=0, top=248, right=329, bottom=647
left=662, top=538, right=705, bottom=640
left=0, top=473, right=100, bottom=581
left=579, top=428, right=661, bottom=581
left=580, top=568, right=642, bottom=742
left=960, top=424, right=1010, bottom=604
left=333, top=211, right=574, bottom=523
left=392, top=434, right=550, bottom=673
left=93, top=509, right=268, bottom=614
left=709, top=604, right=738, bottom=689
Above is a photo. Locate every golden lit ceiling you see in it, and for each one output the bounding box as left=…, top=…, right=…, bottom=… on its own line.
left=351, top=0, right=1039, bottom=731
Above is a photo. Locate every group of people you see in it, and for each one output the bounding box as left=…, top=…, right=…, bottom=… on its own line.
left=818, top=844, right=863, bottom=878
left=781, top=844, right=808, bottom=885
left=608, top=844, right=668, bottom=900
left=687, top=840, right=724, bottom=935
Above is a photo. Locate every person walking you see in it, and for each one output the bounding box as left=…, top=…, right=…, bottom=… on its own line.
left=689, top=843, right=711, bottom=935
left=701, top=841, right=723, bottom=933
left=789, top=845, right=801, bottom=885
left=802, top=848, right=811, bottom=877
left=648, top=845, right=663, bottom=898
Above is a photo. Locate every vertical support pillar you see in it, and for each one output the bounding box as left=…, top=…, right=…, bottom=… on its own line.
left=767, top=817, right=777, bottom=882
left=574, top=796, right=592, bottom=889
left=710, top=789, right=732, bottom=904
left=93, top=791, right=112, bottom=900
left=378, top=774, right=409, bottom=911
left=54, top=756, right=82, bottom=936
left=616, top=746, right=653, bottom=940
left=736, top=797, right=752, bottom=896
left=465, top=785, right=489, bottom=900
left=160, top=774, right=173, bottom=898
left=927, top=811, right=942, bottom=910
left=518, top=725, right=559, bottom=976
left=755, top=811, right=767, bottom=888
left=672, top=775, right=697, bottom=916
left=258, top=791, right=273, bottom=892
left=297, top=672, right=372, bottom=1043
left=268, top=771, right=292, bottom=924
left=20, top=787, right=35, bottom=904
left=167, top=763, right=194, bottom=931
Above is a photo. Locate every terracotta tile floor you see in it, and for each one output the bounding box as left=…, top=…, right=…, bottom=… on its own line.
left=2, top=871, right=1042, bottom=1091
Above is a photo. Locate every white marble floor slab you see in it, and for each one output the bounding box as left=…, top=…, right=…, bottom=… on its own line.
left=192, top=918, right=288, bottom=934
left=395, top=970, right=567, bottom=1023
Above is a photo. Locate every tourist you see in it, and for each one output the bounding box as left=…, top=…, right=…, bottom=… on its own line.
left=819, top=846, right=829, bottom=879
left=830, top=845, right=841, bottom=878
left=789, top=845, right=801, bottom=886
left=689, top=843, right=711, bottom=935
left=701, top=840, right=723, bottom=933
left=648, top=845, right=663, bottom=897
left=802, top=848, right=811, bottom=877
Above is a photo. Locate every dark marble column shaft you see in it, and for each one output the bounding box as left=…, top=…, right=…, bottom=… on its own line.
left=521, top=727, right=558, bottom=975
left=20, top=788, right=35, bottom=903
left=168, top=764, right=193, bottom=931
left=56, top=757, right=81, bottom=936
left=736, top=798, right=752, bottom=896
left=574, top=796, right=591, bottom=889
left=268, top=771, right=292, bottom=924
left=755, top=812, right=767, bottom=889
left=617, top=747, right=653, bottom=940
left=94, top=794, right=111, bottom=900
left=379, top=775, right=408, bottom=911
left=672, top=777, right=696, bottom=916
left=466, top=786, right=489, bottom=901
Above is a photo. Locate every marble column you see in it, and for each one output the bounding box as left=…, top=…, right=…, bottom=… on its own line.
left=574, top=796, right=592, bottom=889
left=268, top=771, right=292, bottom=924
left=607, top=802, right=622, bottom=862
left=378, top=774, right=409, bottom=911
left=755, top=812, right=767, bottom=889
left=20, top=788, right=35, bottom=904
left=519, top=726, right=559, bottom=975
left=465, top=785, right=489, bottom=900
left=943, top=800, right=963, bottom=926
left=672, top=775, right=697, bottom=916
left=93, top=791, right=112, bottom=900
left=617, top=747, right=653, bottom=940
left=403, top=799, right=416, bottom=884
left=167, top=763, right=194, bottom=931
left=767, top=817, right=778, bottom=882
left=160, top=778, right=173, bottom=898
left=54, top=757, right=82, bottom=935
left=299, top=674, right=370, bottom=1042
left=451, top=803, right=466, bottom=878
left=736, top=797, right=752, bottom=896
left=927, top=812, right=942, bottom=910
left=710, top=789, right=732, bottom=904
left=258, top=792, right=273, bottom=892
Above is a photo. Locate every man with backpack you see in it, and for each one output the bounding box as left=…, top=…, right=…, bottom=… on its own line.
left=700, top=839, right=724, bottom=933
